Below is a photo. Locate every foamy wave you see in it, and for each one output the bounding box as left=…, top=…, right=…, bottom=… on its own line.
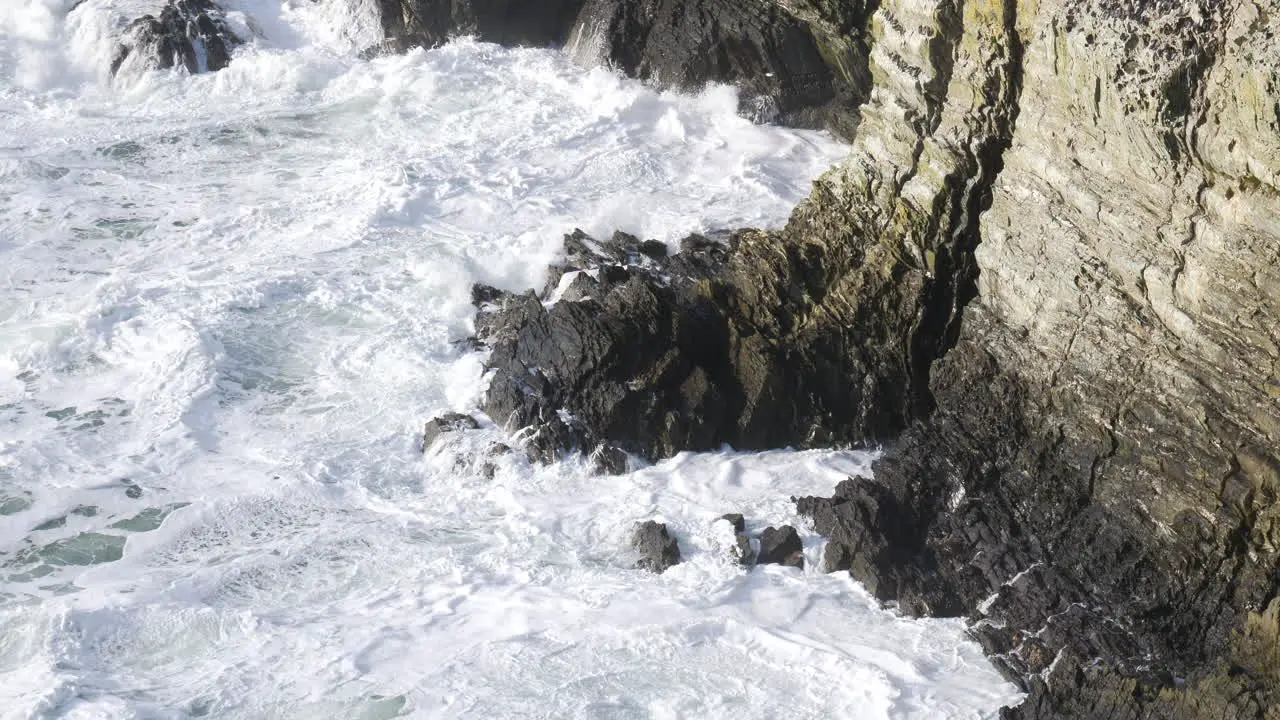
left=0, top=6, right=1019, bottom=717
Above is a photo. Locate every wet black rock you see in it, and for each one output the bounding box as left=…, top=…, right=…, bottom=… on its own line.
left=719, top=513, right=745, bottom=534
left=632, top=520, right=681, bottom=573
left=473, top=226, right=925, bottom=463
left=422, top=412, right=480, bottom=451
left=565, top=0, right=870, bottom=135
left=716, top=514, right=752, bottom=565
left=111, top=0, right=239, bottom=77
left=732, top=533, right=754, bottom=566
left=589, top=445, right=628, bottom=475
left=375, top=0, right=585, bottom=52
left=420, top=0, right=1280, bottom=715
left=376, top=0, right=874, bottom=137
left=756, top=525, right=803, bottom=568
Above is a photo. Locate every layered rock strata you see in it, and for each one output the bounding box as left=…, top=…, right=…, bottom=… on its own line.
left=467, top=0, right=1280, bottom=717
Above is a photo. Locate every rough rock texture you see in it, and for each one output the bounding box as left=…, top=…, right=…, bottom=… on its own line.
left=460, top=0, right=1280, bottom=716
left=632, top=520, right=681, bottom=573
left=421, top=412, right=480, bottom=450
left=377, top=0, right=875, bottom=136
left=475, top=0, right=1021, bottom=462
left=375, top=0, right=586, bottom=52
left=719, top=513, right=746, bottom=534
left=756, top=525, right=804, bottom=568
left=716, top=514, right=753, bottom=565
left=798, top=2, right=1280, bottom=716
left=111, top=0, right=239, bottom=77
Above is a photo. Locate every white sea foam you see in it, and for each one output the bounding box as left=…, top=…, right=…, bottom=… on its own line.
left=0, top=1, right=1021, bottom=717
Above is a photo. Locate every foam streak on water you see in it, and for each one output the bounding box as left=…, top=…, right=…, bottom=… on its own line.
left=0, top=2, right=1020, bottom=718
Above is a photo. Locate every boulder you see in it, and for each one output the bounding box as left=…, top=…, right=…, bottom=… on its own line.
left=422, top=412, right=480, bottom=451
left=376, top=0, right=874, bottom=137
left=110, top=0, right=239, bottom=77
left=715, top=513, right=752, bottom=565
left=718, top=513, right=745, bottom=534
left=732, top=533, right=754, bottom=567
left=449, top=0, right=1280, bottom=714
left=631, top=520, right=680, bottom=573
left=756, top=525, right=803, bottom=569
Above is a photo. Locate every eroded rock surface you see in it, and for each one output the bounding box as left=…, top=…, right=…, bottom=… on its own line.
left=111, top=0, right=239, bottom=77
left=632, top=520, right=681, bottom=573
left=376, top=0, right=875, bottom=136
left=458, top=0, right=1280, bottom=717
left=756, top=525, right=803, bottom=568
left=422, top=412, right=480, bottom=451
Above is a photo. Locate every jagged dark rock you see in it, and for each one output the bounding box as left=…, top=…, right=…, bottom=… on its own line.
left=111, top=0, right=239, bottom=77
left=472, top=219, right=942, bottom=461
left=732, top=533, right=754, bottom=566
left=589, top=444, right=628, bottom=475
left=756, top=525, right=803, bottom=568
left=422, top=412, right=480, bottom=451
left=375, top=0, right=585, bottom=53
left=719, top=513, right=745, bottom=534
left=564, top=0, right=871, bottom=134
left=376, top=0, right=875, bottom=137
left=632, top=520, right=681, bottom=573
left=716, top=514, right=753, bottom=565
left=445, top=0, right=1279, bottom=716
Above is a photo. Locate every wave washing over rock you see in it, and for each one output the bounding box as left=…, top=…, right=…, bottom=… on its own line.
left=0, top=0, right=1027, bottom=718
left=365, top=0, right=1280, bottom=718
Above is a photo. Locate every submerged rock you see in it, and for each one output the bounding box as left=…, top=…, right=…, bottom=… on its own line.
left=422, top=412, right=480, bottom=451
left=732, top=533, right=754, bottom=567
left=111, top=0, right=240, bottom=77
left=756, top=525, right=803, bottom=568
left=473, top=224, right=927, bottom=462
left=715, top=514, right=753, bottom=565
left=631, top=520, right=680, bottom=573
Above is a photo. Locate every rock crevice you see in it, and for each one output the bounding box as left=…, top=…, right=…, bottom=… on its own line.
left=445, top=0, right=1280, bottom=717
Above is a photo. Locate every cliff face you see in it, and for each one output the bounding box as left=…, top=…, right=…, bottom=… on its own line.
left=838, top=0, right=1280, bottom=715
left=401, top=0, right=1280, bottom=716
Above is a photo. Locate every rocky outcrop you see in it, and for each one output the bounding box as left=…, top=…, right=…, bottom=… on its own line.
left=376, top=0, right=876, bottom=136
left=457, top=0, right=1280, bottom=716
left=111, top=0, right=239, bottom=77
left=756, top=525, right=804, bottom=568
left=632, top=520, right=681, bottom=573
left=796, top=1, right=1280, bottom=716
left=475, top=0, right=1021, bottom=461
left=421, top=412, right=480, bottom=450
left=374, top=0, right=586, bottom=52
left=716, top=514, right=754, bottom=565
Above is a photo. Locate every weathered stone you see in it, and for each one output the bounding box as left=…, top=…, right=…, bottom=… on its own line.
left=446, top=0, right=1280, bottom=716
left=719, top=513, right=745, bottom=534
left=589, top=445, right=628, bottom=475
left=732, top=533, right=754, bottom=567
left=632, top=520, right=680, bottom=573
left=756, top=525, right=803, bottom=568
left=375, top=0, right=875, bottom=137
left=422, top=412, right=480, bottom=451
left=111, top=0, right=239, bottom=77
left=715, top=513, right=753, bottom=565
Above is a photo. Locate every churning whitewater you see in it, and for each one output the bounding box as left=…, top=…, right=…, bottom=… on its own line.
left=0, top=1, right=1020, bottom=717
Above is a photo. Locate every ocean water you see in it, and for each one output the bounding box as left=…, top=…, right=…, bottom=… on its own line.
left=0, top=1, right=1021, bottom=718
